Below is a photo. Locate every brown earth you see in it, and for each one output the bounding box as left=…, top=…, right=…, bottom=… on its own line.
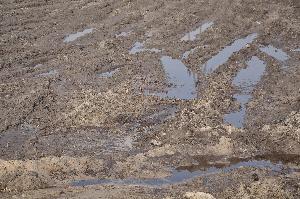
left=0, top=0, right=299, bottom=198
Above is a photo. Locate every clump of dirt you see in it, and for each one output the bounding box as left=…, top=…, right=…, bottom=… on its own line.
left=0, top=171, right=50, bottom=193
left=0, top=156, right=104, bottom=192
left=254, top=111, right=300, bottom=154
left=63, top=84, right=161, bottom=129
left=233, top=178, right=295, bottom=199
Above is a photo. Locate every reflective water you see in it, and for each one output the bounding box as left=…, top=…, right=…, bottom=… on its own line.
left=72, top=154, right=299, bottom=187
left=181, top=21, right=214, bottom=41
left=292, top=48, right=300, bottom=52
left=146, top=56, right=198, bottom=100
left=37, top=70, right=58, bottom=77
left=182, top=47, right=198, bottom=60
left=223, top=94, right=251, bottom=128
left=224, top=56, right=266, bottom=128
left=259, top=45, right=289, bottom=62
left=129, top=42, right=161, bottom=54
left=64, top=28, right=94, bottom=43
left=202, top=33, right=258, bottom=74
left=116, top=31, right=132, bottom=38
left=97, top=68, right=119, bottom=78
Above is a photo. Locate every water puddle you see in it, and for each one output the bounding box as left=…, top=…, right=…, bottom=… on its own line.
left=34, top=64, right=44, bottom=69
left=64, top=28, right=94, bottom=43
left=37, top=70, right=58, bottom=77
left=129, top=42, right=161, bottom=54
left=145, top=56, right=198, bottom=100
left=71, top=154, right=299, bottom=187
left=292, top=48, right=300, bottom=52
left=182, top=47, right=198, bottom=60
left=202, top=33, right=258, bottom=74
left=181, top=21, right=214, bottom=41
left=224, top=56, right=266, bottom=128
left=259, top=45, right=289, bottom=62
left=116, top=31, right=132, bottom=38
left=96, top=68, right=119, bottom=78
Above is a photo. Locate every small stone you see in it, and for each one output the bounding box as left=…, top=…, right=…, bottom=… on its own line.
left=150, top=139, right=162, bottom=146
left=252, top=173, right=259, bottom=181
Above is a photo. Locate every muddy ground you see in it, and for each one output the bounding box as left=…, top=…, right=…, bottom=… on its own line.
left=0, top=0, right=300, bottom=198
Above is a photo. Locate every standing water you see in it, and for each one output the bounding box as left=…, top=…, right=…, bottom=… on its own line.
left=259, top=45, right=289, bottom=62
left=224, top=56, right=266, bottom=128
left=202, top=33, right=258, bottom=74
left=145, top=56, right=198, bottom=100
left=181, top=21, right=214, bottom=41
left=64, top=28, right=94, bottom=43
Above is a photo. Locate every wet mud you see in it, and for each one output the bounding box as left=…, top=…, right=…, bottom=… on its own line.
left=0, top=0, right=300, bottom=198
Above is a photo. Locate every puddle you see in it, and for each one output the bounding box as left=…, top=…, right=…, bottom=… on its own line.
left=223, top=94, right=251, bottom=128
left=71, top=154, right=299, bottom=187
left=64, top=28, right=94, bottom=43
left=182, top=47, right=198, bottom=60
left=96, top=68, right=119, bottom=78
left=34, top=64, right=44, bottom=68
left=37, top=70, right=58, bottom=77
left=116, top=31, right=132, bottom=38
left=292, top=48, right=300, bottom=52
left=202, top=33, right=258, bottom=74
left=224, top=56, right=266, bottom=128
left=129, top=42, right=161, bottom=54
left=259, top=45, right=289, bottom=62
left=181, top=21, right=214, bottom=41
left=145, top=56, right=198, bottom=100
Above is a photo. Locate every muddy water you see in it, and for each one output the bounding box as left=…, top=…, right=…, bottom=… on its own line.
left=64, top=28, right=94, bottom=43
left=37, top=69, right=58, bottom=77
left=145, top=56, right=198, bottom=100
left=224, top=56, right=266, bottom=128
left=181, top=21, right=214, bottom=41
left=71, top=154, right=299, bottom=187
left=97, top=68, right=119, bottom=78
left=202, top=33, right=258, bottom=74
left=292, top=48, right=300, bottom=52
left=129, top=42, right=161, bottom=54
left=223, top=94, right=251, bottom=128
left=116, top=31, right=132, bottom=38
left=259, top=45, right=290, bottom=62
left=182, top=47, right=198, bottom=60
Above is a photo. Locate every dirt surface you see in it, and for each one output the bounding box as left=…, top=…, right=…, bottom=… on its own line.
left=1, top=0, right=300, bottom=198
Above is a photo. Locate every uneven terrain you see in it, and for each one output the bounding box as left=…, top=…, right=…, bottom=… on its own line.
left=0, top=0, right=300, bottom=198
